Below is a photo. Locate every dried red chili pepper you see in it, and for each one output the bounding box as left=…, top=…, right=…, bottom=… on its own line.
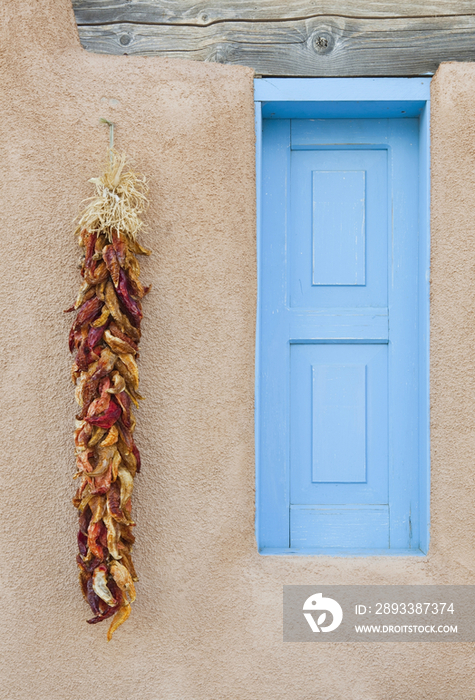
left=108, top=322, right=139, bottom=354
left=132, top=445, right=141, bottom=474
left=88, top=324, right=107, bottom=348
left=85, top=232, right=97, bottom=269
left=116, top=269, right=143, bottom=326
left=87, top=605, right=119, bottom=625
left=85, top=399, right=121, bottom=429
left=69, top=151, right=149, bottom=640
left=73, top=296, right=103, bottom=330
left=115, top=391, right=131, bottom=428
left=111, top=230, right=127, bottom=267
left=103, top=245, right=121, bottom=288
left=77, top=531, right=88, bottom=557
left=86, top=577, right=102, bottom=616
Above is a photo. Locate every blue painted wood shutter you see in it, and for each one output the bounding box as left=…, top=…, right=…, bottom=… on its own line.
left=258, top=115, right=426, bottom=554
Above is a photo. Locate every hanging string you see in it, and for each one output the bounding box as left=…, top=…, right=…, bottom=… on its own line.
left=100, top=118, right=115, bottom=164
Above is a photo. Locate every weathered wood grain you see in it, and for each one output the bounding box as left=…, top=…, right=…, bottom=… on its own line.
left=74, top=14, right=475, bottom=77
left=72, top=0, right=475, bottom=24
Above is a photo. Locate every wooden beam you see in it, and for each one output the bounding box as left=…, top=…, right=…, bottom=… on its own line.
left=72, top=2, right=475, bottom=76
left=73, top=1, right=475, bottom=24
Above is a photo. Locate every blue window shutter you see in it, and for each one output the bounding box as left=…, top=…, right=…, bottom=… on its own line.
left=256, top=82, right=430, bottom=555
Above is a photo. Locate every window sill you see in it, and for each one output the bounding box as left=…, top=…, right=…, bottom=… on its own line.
left=259, top=547, right=428, bottom=557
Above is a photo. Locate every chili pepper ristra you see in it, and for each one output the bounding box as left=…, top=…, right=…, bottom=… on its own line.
left=67, top=139, right=150, bottom=640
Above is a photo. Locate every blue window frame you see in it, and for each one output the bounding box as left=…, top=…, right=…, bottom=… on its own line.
left=255, top=79, right=430, bottom=555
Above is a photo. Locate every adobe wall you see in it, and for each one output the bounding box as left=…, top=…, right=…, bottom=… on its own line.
left=1, top=1, right=474, bottom=698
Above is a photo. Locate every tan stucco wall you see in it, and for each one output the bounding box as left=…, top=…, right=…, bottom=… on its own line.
left=2, top=2, right=475, bottom=698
